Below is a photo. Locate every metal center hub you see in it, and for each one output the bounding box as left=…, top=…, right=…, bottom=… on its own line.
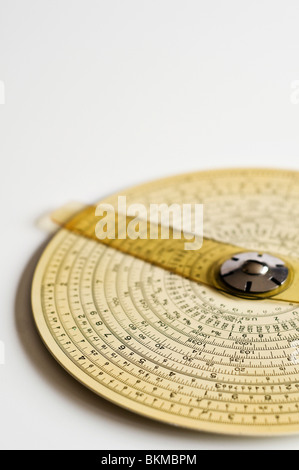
left=220, top=252, right=289, bottom=294
left=241, top=260, right=269, bottom=276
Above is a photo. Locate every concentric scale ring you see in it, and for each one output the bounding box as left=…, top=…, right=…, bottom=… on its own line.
left=32, top=169, right=299, bottom=435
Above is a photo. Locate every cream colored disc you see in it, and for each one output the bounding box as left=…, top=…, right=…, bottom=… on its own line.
left=32, top=168, right=299, bottom=435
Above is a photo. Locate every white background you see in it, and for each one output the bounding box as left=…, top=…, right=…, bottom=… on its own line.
left=1, top=0, right=299, bottom=450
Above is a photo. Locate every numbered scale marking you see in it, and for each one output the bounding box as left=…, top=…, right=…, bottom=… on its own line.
left=32, top=169, right=299, bottom=435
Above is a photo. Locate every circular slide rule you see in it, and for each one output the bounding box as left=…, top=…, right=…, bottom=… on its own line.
left=32, top=169, right=299, bottom=435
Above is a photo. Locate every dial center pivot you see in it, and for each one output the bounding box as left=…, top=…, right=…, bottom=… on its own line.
left=220, top=252, right=289, bottom=294
left=241, top=260, right=269, bottom=275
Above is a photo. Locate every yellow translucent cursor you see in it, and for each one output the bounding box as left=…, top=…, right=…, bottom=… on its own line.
left=51, top=204, right=299, bottom=304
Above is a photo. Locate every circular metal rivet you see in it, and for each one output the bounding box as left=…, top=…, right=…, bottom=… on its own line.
left=220, top=252, right=289, bottom=294
left=242, top=260, right=269, bottom=276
